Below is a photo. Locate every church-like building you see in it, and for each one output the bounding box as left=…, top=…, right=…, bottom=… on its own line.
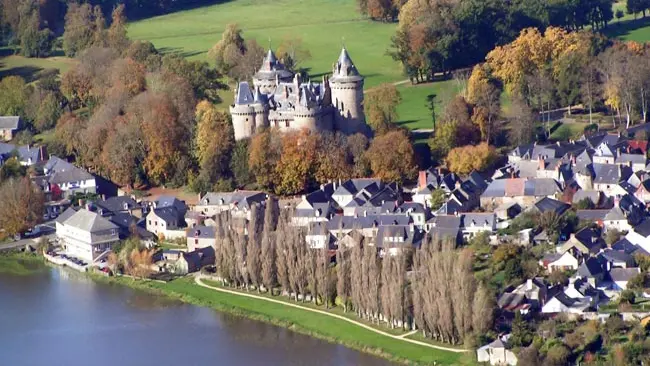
left=230, top=47, right=367, bottom=140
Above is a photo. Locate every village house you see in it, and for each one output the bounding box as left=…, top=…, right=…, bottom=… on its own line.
left=292, top=190, right=335, bottom=226
left=540, top=251, right=580, bottom=273
left=37, top=156, right=97, bottom=199
left=476, top=338, right=518, bottom=366
left=195, top=190, right=267, bottom=219
left=0, top=116, right=20, bottom=141
left=56, top=208, right=119, bottom=263
left=186, top=226, right=217, bottom=252
left=498, top=278, right=548, bottom=313
left=146, top=196, right=188, bottom=239
left=460, top=213, right=496, bottom=240
left=560, top=228, right=606, bottom=259
left=480, top=178, right=561, bottom=210
left=174, top=246, right=215, bottom=275
left=608, top=267, right=641, bottom=290
left=0, top=142, right=44, bottom=166
left=95, top=196, right=142, bottom=218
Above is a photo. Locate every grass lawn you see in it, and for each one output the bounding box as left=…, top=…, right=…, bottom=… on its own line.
left=0, top=48, right=77, bottom=82
left=395, top=79, right=460, bottom=131
left=127, top=0, right=400, bottom=88
left=102, top=275, right=466, bottom=365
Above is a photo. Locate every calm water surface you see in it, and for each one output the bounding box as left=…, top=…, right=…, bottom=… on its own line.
left=0, top=268, right=394, bottom=366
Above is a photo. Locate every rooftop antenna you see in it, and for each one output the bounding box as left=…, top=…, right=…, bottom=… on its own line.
left=341, top=36, right=346, bottom=49
left=268, top=37, right=272, bottom=50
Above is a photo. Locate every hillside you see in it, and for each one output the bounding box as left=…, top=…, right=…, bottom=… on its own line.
left=127, top=0, right=400, bottom=87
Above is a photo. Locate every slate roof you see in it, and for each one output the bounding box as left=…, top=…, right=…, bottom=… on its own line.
left=0, top=116, right=19, bottom=130
left=199, top=191, right=266, bottom=209
left=609, top=267, right=640, bottom=283
left=155, top=206, right=184, bottom=225
left=633, top=219, right=650, bottom=237
left=155, top=196, right=187, bottom=214
left=612, top=238, right=650, bottom=256
left=55, top=207, right=77, bottom=224
left=0, top=143, right=41, bottom=165
left=234, top=81, right=255, bottom=105
left=187, top=225, right=216, bottom=239
left=330, top=47, right=363, bottom=82
left=482, top=178, right=560, bottom=197
left=96, top=196, right=139, bottom=215
left=460, top=213, right=495, bottom=229
left=617, top=153, right=646, bottom=165
left=592, top=163, right=630, bottom=184
left=254, top=49, right=293, bottom=81
left=576, top=209, right=609, bottom=222
left=605, top=206, right=627, bottom=221
left=577, top=257, right=605, bottom=278
left=374, top=225, right=423, bottom=248
left=63, top=209, right=118, bottom=233
left=44, top=156, right=94, bottom=184
left=534, top=197, right=570, bottom=215
left=598, top=249, right=634, bottom=266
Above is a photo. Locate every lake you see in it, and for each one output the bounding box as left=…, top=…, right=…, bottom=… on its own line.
left=0, top=267, right=394, bottom=366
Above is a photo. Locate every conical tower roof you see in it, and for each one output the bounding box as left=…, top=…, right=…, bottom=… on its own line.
left=255, top=48, right=293, bottom=81
left=331, top=47, right=363, bottom=82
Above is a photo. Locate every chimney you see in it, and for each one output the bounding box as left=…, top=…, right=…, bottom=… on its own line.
left=526, top=279, right=533, bottom=290
left=418, top=171, right=427, bottom=189
left=538, top=157, right=545, bottom=170
left=409, top=223, right=414, bottom=232
left=556, top=141, right=561, bottom=147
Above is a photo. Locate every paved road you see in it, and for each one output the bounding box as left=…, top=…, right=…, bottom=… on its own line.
left=0, top=222, right=56, bottom=252
left=194, top=275, right=467, bottom=354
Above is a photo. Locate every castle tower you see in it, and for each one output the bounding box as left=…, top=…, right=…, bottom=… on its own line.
left=329, top=47, right=365, bottom=135
left=230, top=82, right=257, bottom=140
left=253, top=49, right=294, bottom=94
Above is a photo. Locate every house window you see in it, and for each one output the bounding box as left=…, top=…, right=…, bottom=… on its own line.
left=148, top=220, right=151, bottom=225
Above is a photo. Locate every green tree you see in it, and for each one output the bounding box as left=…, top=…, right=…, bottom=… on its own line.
left=429, top=188, right=446, bottom=210
left=230, top=139, right=254, bottom=188
left=364, top=83, right=401, bottom=134
left=620, top=289, right=636, bottom=305
left=0, top=76, right=29, bottom=117
left=509, top=312, right=533, bottom=347
left=208, top=23, right=246, bottom=77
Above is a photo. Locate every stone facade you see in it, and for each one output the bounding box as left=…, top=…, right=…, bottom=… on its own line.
left=230, top=48, right=367, bottom=140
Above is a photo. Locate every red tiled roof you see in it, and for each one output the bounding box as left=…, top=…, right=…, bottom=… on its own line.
left=628, top=140, right=649, bottom=154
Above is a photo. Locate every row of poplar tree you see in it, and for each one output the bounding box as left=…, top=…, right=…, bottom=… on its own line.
left=210, top=198, right=494, bottom=346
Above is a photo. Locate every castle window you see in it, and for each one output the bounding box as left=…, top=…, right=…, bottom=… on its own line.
left=340, top=102, right=344, bottom=112
left=246, top=118, right=249, bottom=122
left=285, top=121, right=290, bottom=127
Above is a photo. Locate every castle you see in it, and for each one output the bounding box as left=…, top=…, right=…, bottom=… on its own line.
left=230, top=47, right=367, bottom=140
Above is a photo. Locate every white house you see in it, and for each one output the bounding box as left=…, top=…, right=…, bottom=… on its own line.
left=603, top=206, right=631, bottom=232
left=541, top=251, right=580, bottom=273
left=476, top=338, right=517, bottom=366
left=186, top=226, right=217, bottom=252
left=195, top=191, right=267, bottom=219
left=41, top=156, right=97, bottom=198
left=57, top=208, right=119, bottom=263
left=460, top=213, right=496, bottom=240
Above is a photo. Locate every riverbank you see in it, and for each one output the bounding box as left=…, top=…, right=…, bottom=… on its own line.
left=92, top=274, right=471, bottom=365
left=0, top=251, right=48, bottom=276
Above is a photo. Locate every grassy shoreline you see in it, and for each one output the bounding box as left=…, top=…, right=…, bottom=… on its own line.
left=0, top=251, right=48, bottom=275
left=91, top=274, right=468, bottom=365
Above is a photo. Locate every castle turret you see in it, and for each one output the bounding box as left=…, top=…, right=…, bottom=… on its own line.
left=329, top=47, right=365, bottom=135
left=253, top=49, right=294, bottom=94
left=230, top=82, right=257, bottom=140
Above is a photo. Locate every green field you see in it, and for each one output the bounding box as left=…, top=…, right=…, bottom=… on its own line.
left=0, top=50, right=76, bottom=82
left=395, top=79, right=461, bottom=131
left=128, top=0, right=400, bottom=87
left=99, top=275, right=467, bottom=365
